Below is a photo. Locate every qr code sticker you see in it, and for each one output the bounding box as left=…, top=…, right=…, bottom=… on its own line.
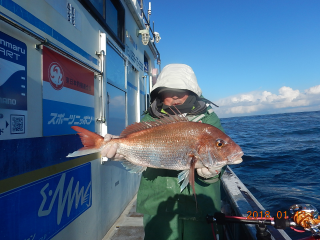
left=11, top=115, right=25, bottom=134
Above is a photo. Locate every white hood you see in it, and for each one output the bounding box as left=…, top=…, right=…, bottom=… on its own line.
left=151, top=64, right=202, bottom=97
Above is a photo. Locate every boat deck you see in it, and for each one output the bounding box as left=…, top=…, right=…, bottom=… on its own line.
left=103, top=195, right=145, bottom=240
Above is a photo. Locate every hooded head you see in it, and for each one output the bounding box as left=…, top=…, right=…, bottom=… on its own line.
left=151, top=64, right=202, bottom=101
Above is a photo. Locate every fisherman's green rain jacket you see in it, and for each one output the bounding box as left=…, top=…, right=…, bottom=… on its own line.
left=136, top=106, right=225, bottom=220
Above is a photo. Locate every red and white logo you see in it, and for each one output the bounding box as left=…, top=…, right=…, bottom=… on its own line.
left=48, top=62, right=64, bottom=90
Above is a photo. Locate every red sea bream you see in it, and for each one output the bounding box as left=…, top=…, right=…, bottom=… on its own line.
left=67, top=114, right=243, bottom=196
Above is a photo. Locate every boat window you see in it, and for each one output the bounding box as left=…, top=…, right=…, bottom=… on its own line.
left=106, top=44, right=125, bottom=90
left=127, top=64, right=138, bottom=124
left=141, top=55, right=150, bottom=112
left=106, top=0, right=118, bottom=37
left=106, top=84, right=126, bottom=135
left=140, top=81, right=146, bottom=116
left=81, top=0, right=125, bottom=47
left=88, top=0, right=105, bottom=17
left=139, top=75, right=146, bottom=115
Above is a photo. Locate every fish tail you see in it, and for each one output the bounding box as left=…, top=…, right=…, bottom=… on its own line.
left=189, top=156, right=198, bottom=212
left=67, top=126, right=105, bottom=158
left=67, top=148, right=100, bottom=158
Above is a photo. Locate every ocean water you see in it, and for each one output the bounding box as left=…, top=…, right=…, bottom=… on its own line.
left=221, top=110, right=320, bottom=239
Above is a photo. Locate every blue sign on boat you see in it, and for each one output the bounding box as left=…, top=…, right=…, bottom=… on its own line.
left=0, top=163, right=92, bottom=240
left=42, top=46, right=95, bottom=137
left=0, top=31, right=27, bottom=111
left=0, top=31, right=28, bottom=139
left=43, top=99, right=95, bottom=136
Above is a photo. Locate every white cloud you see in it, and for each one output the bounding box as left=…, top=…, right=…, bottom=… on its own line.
left=305, top=85, right=320, bottom=94
left=214, top=85, right=320, bottom=118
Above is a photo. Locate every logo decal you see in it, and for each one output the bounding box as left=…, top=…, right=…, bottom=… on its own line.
left=0, top=163, right=92, bottom=239
left=48, top=62, right=64, bottom=90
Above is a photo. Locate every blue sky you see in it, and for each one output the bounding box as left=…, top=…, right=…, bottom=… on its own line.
left=147, top=0, right=320, bottom=117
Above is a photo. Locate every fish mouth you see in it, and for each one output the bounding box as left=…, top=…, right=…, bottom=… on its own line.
left=227, top=151, right=244, bottom=164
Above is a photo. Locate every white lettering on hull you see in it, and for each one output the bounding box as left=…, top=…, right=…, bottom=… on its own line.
left=38, top=173, right=92, bottom=225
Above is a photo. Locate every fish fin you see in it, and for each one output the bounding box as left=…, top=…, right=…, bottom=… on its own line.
left=119, top=113, right=188, bottom=138
left=120, top=160, right=147, bottom=174
left=178, top=170, right=189, bottom=184
left=189, top=155, right=198, bottom=211
left=67, top=149, right=100, bottom=158
left=178, top=170, right=190, bottom=192
left=71, top=126, right=105, bottom=150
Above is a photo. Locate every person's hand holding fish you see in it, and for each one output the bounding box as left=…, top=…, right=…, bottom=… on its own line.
left=196, top=165, right=222, bottom=179
left=101, top=134, right=124, bottom=160
left=196, top=156, right=243, bottom=179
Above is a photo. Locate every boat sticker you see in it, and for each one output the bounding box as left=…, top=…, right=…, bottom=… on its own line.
left=0, top=163, right=92, bottom=240
left=42, top=46, right=95, bottom=136
left=0, top=31, right=28, bottom=140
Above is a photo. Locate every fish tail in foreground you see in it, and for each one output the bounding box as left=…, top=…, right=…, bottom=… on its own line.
left=67, top=126, right=105, bottom=157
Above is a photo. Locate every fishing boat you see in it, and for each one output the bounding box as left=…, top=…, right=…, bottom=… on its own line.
left=1, top=1, right=318, bottom=239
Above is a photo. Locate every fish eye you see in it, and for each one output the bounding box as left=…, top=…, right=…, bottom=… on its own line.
left=216, top=139, right=225, bottom=148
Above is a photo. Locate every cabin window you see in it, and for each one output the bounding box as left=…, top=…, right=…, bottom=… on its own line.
left=106, top=85, right=126, bottom=135
left=88, top=0, right=105, bottom=17
left=106, top=0, right=118, bottom=36
left=139, top=74, right=147, bottom=116
left=127, top=64, right=138, bottom=125
left=140, top=80, right=146, bottom=116
left=141, top=54, right=150, bottom=113
left=81, top=0, right=125, bottom=47
left=107, top=0, right=125, bottom=43
left=106, top=44, right=125, bottom=90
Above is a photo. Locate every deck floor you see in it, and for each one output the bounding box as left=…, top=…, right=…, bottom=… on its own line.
left=102, top=195, right=145, bottom=240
